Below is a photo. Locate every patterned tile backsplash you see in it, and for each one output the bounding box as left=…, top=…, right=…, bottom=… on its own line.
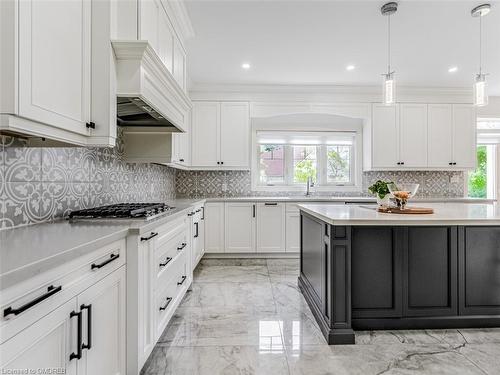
left=176, top=170, right=465, bottom=199
left=1, top=128, right=466, bottom=229
left=0, top=130, right=176, bottom=229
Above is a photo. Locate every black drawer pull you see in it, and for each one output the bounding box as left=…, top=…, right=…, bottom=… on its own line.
left=201, top=206, right=205, bottom=220
left=177, top=242, right=187, bottom=251
left=264, top=203, right=278, bottom=206
left=177, top=276, right=187, bottom=286
left=140, top=232, right=158, bottom=241
left=159, top=297, right=173, bottom=311
left=159, top=257, right=173, bottom=267
left=91, top=253, right=119, bottom=270
left=81, top=304, right=92, bottom=350
left=195, top=209, right=201, bottom=212
left=3, top=285, right=62, bottom=317
left=194, top=222, right=199, bottom=238
left=70, top=310, right=82, bottom=360
left=187, top=212, right=194, bottom=217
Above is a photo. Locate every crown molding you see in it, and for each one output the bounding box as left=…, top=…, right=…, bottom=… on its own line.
left=189, top=83, right=477, bottom=104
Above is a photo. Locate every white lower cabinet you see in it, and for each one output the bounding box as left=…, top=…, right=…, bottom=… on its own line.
left=225, top=203, right=256, bottom=253
left=0, top=266, right=126, bottom=375
left=256, top=203, right=286, bottom=253
left=77, top=267, right=126, bottom=375
left=204, top=201, right=301, bottom=255
left=0, top=299, right=78, bottom=374
left=285, top=204, right=301, bottom=253
left=204, top=202, right=225, bottom=253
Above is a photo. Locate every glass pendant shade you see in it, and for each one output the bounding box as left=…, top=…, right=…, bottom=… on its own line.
left=474, top=74, right=488, bottom=107
left=383, top=73, right=395, bottom=105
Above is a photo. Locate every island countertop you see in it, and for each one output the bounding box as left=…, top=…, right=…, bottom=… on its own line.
left=297, top=202, right=500, bottom=226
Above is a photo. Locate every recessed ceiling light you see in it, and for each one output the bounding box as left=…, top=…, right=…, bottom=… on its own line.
left=241, top=63, right=251, bottom=70
left=448, top=66, right=458, bottom=73
left=346, top=65, right=355, bottom=71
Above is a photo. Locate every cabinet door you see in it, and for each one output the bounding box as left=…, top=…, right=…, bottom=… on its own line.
left=286, top=211, right=301, bottom=253
left=192, top=102, right=220, bottom=167
left=403, top=227, right=457, bottom=317
left=18, top=0, right=90, bottom=135
left=173, top=38, right=186, bottom=90
left=453, top=105, right=477, bottom=169
left=428, top=104, right=453, bottom=167
left=459, top=227, right=500, bottom=315
left=399, top=104, right=427, bottom=167
left=351, top=227, right=403, bottom=318
left=139, top=0, right=160, bottom=53
left=220, top=102, right=250, bottom=167
left=256, top=203, right=286, bottom=253
left=0, top=299, right=77, bottom=374
left=372, top=104, right=399, bottom=168
left=224, top=203, right=255, bottom=253
left=158, top=8, right=174, bottom=73
left=205, top=203, right=225, bottom=253
left=77, top=267, right=126, bottom=375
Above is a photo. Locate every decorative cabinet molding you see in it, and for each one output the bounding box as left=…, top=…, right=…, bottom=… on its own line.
left=365, top=103, right=476, bottom=171
left=191, top=101, right=250, bottom=169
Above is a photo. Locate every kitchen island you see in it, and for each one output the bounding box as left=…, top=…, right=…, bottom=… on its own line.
left=298, top=203, right=500, bottom=344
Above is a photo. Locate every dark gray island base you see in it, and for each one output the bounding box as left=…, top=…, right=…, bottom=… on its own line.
left=298, top=210, right=500, bottom=345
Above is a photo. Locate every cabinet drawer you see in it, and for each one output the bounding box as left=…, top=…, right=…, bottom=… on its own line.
left=1, top=239, right=125, bottom=344
left=155, top=253, right=189, bottom=338
left=156, top=230, right=188, bottom=280
left=154, top=215, right=188, bottom=249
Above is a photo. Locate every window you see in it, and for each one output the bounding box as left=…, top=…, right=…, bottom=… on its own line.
left=293, top=146, right=317, bottom=183
left=327, top=145, right=351, bottom=184
left=254, top=131, right=358, bottom=189
left=467, top=144, right=496, bottom=198
left=468, top=118, right=499, bottom=199
left=258, top=145, right=285, bottom=185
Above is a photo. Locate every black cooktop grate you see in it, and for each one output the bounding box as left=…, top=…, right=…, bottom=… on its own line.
left=68, top=203, right=174, bottom=219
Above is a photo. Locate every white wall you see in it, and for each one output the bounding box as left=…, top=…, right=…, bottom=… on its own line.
left=478, top=97, right=500, bottom=118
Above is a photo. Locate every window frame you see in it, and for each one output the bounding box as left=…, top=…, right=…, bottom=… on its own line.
left=252, top=131, right=362, bottom=192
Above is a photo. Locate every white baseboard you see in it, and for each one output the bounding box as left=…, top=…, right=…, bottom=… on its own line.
left=203, top=252, right=299, bottom=259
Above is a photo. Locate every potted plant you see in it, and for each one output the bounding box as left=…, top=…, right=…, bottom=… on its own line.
left=368, top=180, right=393, bottom=207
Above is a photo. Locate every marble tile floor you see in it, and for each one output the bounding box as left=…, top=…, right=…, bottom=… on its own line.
left=141, top=259, right=500, bottom=375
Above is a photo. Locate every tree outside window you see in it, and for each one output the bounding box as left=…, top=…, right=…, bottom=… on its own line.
left=468, top=145, right=487, bottom=198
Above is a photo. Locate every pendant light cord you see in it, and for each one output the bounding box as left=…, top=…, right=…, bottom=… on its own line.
left=479, top=15, right=482, bottom=75
left=387, top=14, right=391, bottom=74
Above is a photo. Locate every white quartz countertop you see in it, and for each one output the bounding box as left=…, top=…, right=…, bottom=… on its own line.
left=205, top=196, right=495, bottom=204
left=298, top=202, right=500, bottom=226
left=0, top=199, right=205, bottom=289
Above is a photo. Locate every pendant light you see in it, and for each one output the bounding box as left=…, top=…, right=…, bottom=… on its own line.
left=471, top=4, right=491, bottom=107
left=381, top=2, right=398, bottom=105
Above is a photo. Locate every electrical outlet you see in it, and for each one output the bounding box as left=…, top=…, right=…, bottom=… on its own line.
left=221, top=183, right=228, bottom=192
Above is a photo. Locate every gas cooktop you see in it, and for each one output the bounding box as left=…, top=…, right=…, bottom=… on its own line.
left=68, top=203, right=175, bottom=221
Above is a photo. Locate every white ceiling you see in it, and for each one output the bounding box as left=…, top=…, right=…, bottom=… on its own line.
left=185, top=0, right=500, bottom=94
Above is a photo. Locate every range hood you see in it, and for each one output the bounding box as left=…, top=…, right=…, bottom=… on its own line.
left=111, top=40, right=191, bottom=132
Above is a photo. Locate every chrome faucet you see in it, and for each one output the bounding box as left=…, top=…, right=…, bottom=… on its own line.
left=306, top=176, right=315, bottom=196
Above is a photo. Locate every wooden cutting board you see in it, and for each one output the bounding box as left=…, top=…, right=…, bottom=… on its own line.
left=377, top=207, right=434, bottom=214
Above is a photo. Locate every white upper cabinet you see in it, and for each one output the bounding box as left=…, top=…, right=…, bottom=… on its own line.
left=0, top=0, right=103, bottom=145
left=220, top=102, right=250, bottom=167
left=19, top=0, right=91, bottom=135
left=139, top=0, right=186, bottom=90
left=453, top=105, right=477, bottom=169
left=428, top=104, right=454, bottom=167
left=367, top=103, right=476, bottom=170
left=191, top=101, right=250, bottom=169
left=399, top=104, right=428, bottom=167
left=371, top=104, right=399, bottom=168
left=192, top=102, right=220, bottom=167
